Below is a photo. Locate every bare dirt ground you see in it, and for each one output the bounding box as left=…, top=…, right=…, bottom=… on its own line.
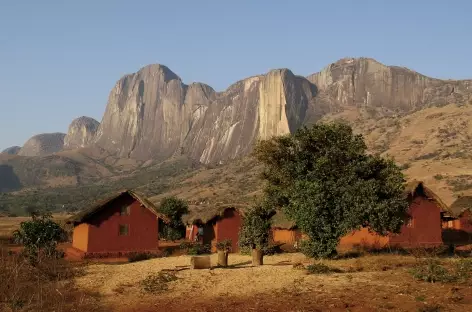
left=75, top=253, right=472, bottom=312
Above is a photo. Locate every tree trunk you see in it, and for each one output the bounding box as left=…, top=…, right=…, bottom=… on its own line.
left=217, top=250, right=228, bottom=267
left=252, top=248, right=263, bottom=266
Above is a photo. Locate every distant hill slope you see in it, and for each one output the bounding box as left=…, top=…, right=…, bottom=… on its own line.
left=2, top=57, right=472, bottom=215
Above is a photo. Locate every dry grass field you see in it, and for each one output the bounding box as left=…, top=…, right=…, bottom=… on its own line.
left=0, top=214, right=71, bottom=238
left=75, top=252, right=472, bottom=312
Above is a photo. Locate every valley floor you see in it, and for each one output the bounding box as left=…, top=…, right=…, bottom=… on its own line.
left=76, top=253, right=472, bottom=312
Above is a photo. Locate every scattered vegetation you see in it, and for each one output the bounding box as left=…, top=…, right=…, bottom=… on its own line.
left=128, top=252, right=160, bottom=263
left=409, top=258, right=472, bottom=284
left=13, top=211, right=66, bottom=264
left=434, top=174, right=445, bottom=180
left=306, top=262, right=343, bottom=274
left=254, top=122, right=409, bottom=258
left=140, top=271, right=178, bottom=293
left=0, top=249, right=102, bottom=311
left=179, top=242, right=211, bottom=255
left=216, top=239, right=232, bottom=252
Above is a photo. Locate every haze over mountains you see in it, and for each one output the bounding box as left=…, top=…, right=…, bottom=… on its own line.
left=1, top=57, right=472, bottom=204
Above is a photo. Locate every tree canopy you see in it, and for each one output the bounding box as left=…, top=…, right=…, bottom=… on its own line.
left=159, top=196, right=189, bottom=240
left=253, top=122, right=409, bottom=258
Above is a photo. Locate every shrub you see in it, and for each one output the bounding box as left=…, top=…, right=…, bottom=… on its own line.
left=128, top=252, right=155, bottom=263
left=0, top=249, right=102, bottom=311
left=140, top=271, right=178, bottom=293
left=179, top=242, right=211, bottom=255
left=409, top=258, right=452, bottom=283
left=13, top=212, right=66, bottom=264
left=306, top=262, right=342, bottom=274
left=215, top=239, right=232, bottom=252
left=434, top=174, right=444, bottom=180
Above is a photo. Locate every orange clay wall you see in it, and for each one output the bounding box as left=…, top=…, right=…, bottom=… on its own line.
left=272, top=229, right=302, bottom=245
left=339, top=227, right=389, bottom=250
left=72, top=223, right=89, bottom=252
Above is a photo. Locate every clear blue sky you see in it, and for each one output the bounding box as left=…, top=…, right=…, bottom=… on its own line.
left=0, top=0, right=471, bottom=151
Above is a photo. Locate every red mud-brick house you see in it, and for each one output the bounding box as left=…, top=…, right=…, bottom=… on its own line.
left=184, top=205, right=244, bottom=253
left=271, top=181, right=451, bottom=250
left=66, top=190, right=170, bottom=257
left=340, top=180, right=449, bottom=249
left=442, top=196, right=472, bottom=245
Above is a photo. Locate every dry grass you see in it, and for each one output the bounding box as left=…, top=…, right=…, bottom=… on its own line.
left=0, top=248, right=102, bottom=312
left=74, top=252, right=472, bottom=311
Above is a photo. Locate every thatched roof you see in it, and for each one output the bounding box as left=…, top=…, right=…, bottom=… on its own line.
left=271, top=211, right=296, bottom=230
left=182, top=203, right=248, bottom=225
left=67, top=190, right=170, bottom=225
left=450, top=196, right=472, bottom=217
left=404, top=180, right=451, bottom=214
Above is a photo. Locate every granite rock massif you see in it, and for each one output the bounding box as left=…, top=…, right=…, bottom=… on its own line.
left=7, top=57, right=472, bottom=162
left=93, top=57, right=472, bottom=163
left=63, top=116, right=100, bottom=150
left=1, top=146, right=21, bottom=155
left=17, top=133, right=66, bottom=157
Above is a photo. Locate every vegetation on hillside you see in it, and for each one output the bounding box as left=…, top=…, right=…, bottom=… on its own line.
left=254, top=122, right=409, bottom=258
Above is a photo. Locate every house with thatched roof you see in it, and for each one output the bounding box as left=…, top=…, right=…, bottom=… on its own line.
left=442, top=196, right=472, bottom=245
left=66, top=190, right=169, bottom=257
left=183, top=204, right=245, bottom=253
left=271, top=181, right=452, bottom=250
left=340, top=180, right=450, bottom=249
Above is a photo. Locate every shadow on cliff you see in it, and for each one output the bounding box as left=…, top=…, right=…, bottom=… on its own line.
left=0, top=164, right=22, bottom=192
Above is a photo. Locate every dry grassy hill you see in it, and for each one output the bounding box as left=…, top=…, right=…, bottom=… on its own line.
left=149, top=103, right=472, bottom=212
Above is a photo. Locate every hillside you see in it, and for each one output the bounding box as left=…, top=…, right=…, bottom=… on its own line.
left=1, top=57, right=472, bottom=215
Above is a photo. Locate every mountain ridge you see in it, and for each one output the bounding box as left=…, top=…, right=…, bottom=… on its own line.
left=2, top=57, right=472, bottom=201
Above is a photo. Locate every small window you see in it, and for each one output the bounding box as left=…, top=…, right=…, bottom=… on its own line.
left=120, top=205, right=130, bottom=216
left=448, top=220, right=454, bottom=228
left=406, top=218, right=414, bottom=228
left=119, top=224, right=129, bottom=236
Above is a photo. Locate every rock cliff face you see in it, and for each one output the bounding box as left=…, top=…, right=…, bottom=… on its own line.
left=95, top=65, right=315, bottom=163
left=94, top=58, right=472, bottom=164
left=307, top=58, right=472, bottom=116
left=18, top=133, right=66, bottom=157
left=63, top=116, right=100, bottom=149
left=1, top=146, right=21, bottom=155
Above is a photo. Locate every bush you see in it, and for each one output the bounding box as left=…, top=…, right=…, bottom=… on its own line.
left=409, top=258, right=453, bottom=283
left=13, top=212, right=67, bottom=264
left=128, top=252, right=155, bottom=263
left=409, top=257, right=472, bottom=284
left=215, top=239, right=232, bottom=252
left=0, top=249, right=102, bottom=311
left=434, top=174, right=444, bottom=180
left=179, top=242, right=211, bottom=255
left=306, top=262, right=343, bottom=274
left=140, top=271, right=178, bottom=293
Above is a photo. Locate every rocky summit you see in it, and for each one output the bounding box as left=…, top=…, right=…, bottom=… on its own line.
left=17, top=133, right=66, bottom=157
left=93, top=57, right=472, bottom=163
left=63, top=116, right=100, bottom=150
left=1, top=146, right=21, bottom=155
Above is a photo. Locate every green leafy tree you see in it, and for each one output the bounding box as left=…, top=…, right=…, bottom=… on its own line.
left=13, top=211, right=66, bottom=263
left=159, top=196, right=189, bottom=240
left=238, top=204, right=275, bottom=264
left=253, top=122, right=409, bottom=258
